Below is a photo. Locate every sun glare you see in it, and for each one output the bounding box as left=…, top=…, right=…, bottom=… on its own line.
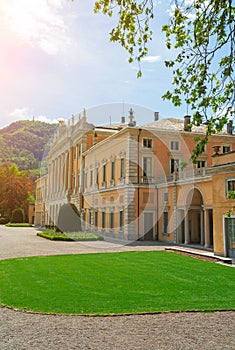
left=0, top=0, right=71, bottom=55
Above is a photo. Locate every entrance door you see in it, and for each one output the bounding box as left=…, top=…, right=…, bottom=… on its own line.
left=143, top=212, right=154, bottom=240
left=225, top=217, right=235, bottom=258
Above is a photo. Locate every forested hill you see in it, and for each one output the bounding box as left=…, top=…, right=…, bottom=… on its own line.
left=0, top=120, right=58, bottom=170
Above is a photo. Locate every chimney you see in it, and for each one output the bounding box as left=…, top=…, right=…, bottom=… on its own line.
left=154, top=112, right=159, bottom=121
left=121, top=116, right=125, bottom=123
left=184, top=115, right=191, bottom=132
left=227, top=121, right=233, bottom=135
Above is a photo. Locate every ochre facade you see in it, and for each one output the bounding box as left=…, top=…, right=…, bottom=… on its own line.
left=35, top=112, right=235, bottom=257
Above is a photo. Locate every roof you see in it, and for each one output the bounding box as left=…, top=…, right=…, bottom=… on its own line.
left=142, top=118, right=207, bottom=133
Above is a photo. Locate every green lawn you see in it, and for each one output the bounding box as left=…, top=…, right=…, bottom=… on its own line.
left=0, top=251, right=234, bottom=315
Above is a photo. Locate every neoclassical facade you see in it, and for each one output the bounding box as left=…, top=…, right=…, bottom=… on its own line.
left=35, top=111, right=235, bottom=257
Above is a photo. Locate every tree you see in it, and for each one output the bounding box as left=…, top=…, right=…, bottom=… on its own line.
left=11, top=208, right=25, bottom=223
left=0, top=164, right=33, bottom=220
left=85, top=0, right=235, bottom=161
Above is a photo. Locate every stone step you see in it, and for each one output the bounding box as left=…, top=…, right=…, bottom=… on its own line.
left=165, top=247, right=233, bottom=265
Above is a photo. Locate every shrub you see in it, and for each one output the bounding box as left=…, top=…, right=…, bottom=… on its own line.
left=11, top=208, right=25, bottom=223
left=37, top=230, right=103, bottom=241
left=0, top=217, right=8, bottom=225
left=5, top=223, right=33, bottom=227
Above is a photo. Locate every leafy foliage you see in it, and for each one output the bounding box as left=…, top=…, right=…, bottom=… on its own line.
left=92, top=0, right=154, bottom=77
left=162, top=0, right=235, bottom=161
left=226, top=190, right=235, bottom=217
left=0, top=120, right=58, bottom=170
left=11, top=208, right=25, bottom=223
left=0, top=164, right=33, bottom=220
left=5, top=223, right=33, bottom=227
left=87, top=0, right=235, bottom=161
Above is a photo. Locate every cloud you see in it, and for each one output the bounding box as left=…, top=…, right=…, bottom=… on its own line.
left=9, top=107, right=59, bottom=125
left=142, top=56, right=161, bottom=63
left=9, top=107, right=31, bottom=120
left=0, top=0, right=74, bottom=55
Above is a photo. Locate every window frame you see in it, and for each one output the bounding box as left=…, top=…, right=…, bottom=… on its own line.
left=226, top=178, right=235, bottom=198
left=170, top=158, right=179, bottom=173
left=110, top=212, right=114, bottom=230
left=223, top=145, right=231, bottom=154
left=119, top=210, right=124, bottom=230
left=170, top=140, right=179, bottom=151
left=143, top=156, right=153, bottom=177
left=196, top=160, right=206, bottom=169
left=163, top=211, right=169, bottom=234
left=101, top=211, right=106, bottom=229
left=143, top=138, right=152, bottom=149
left=103, top=164, right=106, bottom=182
left=111, top=160, right=115, bottom=180
left=90, top=169, right=93, bottom=187
left=120, top=158, right=125, bottom=178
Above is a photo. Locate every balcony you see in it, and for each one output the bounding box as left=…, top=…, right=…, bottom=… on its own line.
left=141, top=176, right=155, bottom=184
left=118, top=178, right=125, bottom=185
left=101, top=181, right=107, bottom=188
left=156, top=167, right=207, bottom=184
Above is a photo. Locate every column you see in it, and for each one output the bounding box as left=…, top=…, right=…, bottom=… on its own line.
left=204, top=209, right=210, bottom=248
left=184, top=209, right=190, bottom=244
left=68, top=147, right=72, bottom=191
left=200, top=210, right=204, bottom=245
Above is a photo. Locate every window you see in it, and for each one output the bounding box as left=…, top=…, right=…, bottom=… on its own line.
left=170, top=141, right=179, bottom=151
left=90, top=170, right=93, bottom=186
left=77, top=145, right=80, bottom=157
left=84, top=172, right=87, bottom=189
left=223, top=145, right=231, bottom=153
left=89, top=211, right=92, bottom=226
left=119, top=210, right=124, bottom=229
left=110, top=212, right=114, bottom=229
left=196, top=161, right=206, bottom=168
left=103, top=164, right=106, bottom=182
left=102, top=211, right=106, bottom=229
left=143, top=138, right=152, bottom=148
left=170, top=159, right=179, bottom=173
left=227, top=179, right=235, bottom=198
left=163, top=211, right=168, bottom=234
left=111, top=161, right=115, bottom=180
left=120, top=158, right=125, bottom=178
left=143, top=157, right=153, bottom=177
left=96, top=168, right=99, bottom=185
left=163, top=192, right=168, bottom=203
left=94, top=211, right=98, bottom=228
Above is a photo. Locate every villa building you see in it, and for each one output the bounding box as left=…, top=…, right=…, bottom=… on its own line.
left=35, top=110, right=235, bottom=258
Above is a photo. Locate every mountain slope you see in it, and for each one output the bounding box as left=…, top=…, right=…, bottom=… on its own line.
left=0, top=120, right=58, bottom=170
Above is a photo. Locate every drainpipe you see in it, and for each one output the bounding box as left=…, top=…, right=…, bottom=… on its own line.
left=137, top=128, right=142, bottom=239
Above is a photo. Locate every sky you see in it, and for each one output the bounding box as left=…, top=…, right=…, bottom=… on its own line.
left=0, top=0, right=188, bottom=129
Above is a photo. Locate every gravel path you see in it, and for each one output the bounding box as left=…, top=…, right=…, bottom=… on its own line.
left=0, top=226, right=235, bottom=350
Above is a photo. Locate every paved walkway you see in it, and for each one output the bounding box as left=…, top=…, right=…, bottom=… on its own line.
left=0, top=226, right=167, bottom=260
